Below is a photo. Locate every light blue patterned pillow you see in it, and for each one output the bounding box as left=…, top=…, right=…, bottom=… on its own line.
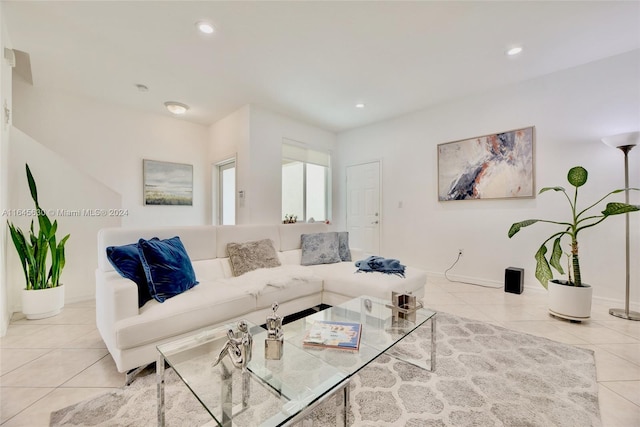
left=337, top=231, right=351, bottom=262
left=300, top=232, right=341, bottom=266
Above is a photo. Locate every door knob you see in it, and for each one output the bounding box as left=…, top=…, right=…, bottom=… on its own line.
left=372, top=220, right=379, bottom=224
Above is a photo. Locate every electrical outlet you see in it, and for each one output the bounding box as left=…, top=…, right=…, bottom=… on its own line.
left=458, top=249, right=464, bottom=256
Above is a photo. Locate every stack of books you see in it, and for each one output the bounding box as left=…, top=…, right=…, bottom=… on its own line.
left=302, top=320, right=362, bottom=350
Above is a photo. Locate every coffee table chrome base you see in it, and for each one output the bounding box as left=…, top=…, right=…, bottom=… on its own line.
left=157, top=353, right=165, bottom=427
left=430, top=316, right=436, bottom=371
left=220, top=363, right=250, bottom=425
left=157, top=355, right=250, bottom=427
left=156, top=297, right=437, bottom=426
left=157, top=352, right=348, bottom=427
left=609, top=308, right=640, bottom=321
left=339, top=382, right=350, bottom=427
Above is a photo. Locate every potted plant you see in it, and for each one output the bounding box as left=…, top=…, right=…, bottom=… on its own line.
left=508, top=166, right=639, bottom=321
left=7, top=164, right=70, bottom=319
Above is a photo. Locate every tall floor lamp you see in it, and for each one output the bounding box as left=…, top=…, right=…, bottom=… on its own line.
left=602, top=131, right=639, bottom=321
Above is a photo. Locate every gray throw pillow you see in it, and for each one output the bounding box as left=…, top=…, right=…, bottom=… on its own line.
left=227, top=239, right=281, bottom=277
left=301, top=232, right=341, bottom=266
left=337, top=231, right=351, bottom=262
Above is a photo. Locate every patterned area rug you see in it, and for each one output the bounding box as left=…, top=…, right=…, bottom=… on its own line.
left=50, top=313, right=601, bottom=427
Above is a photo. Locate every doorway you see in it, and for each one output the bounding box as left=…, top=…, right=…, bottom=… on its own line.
left=217, top=160, right=236, bottom=225
left=346, top=161, right=381, bottom=254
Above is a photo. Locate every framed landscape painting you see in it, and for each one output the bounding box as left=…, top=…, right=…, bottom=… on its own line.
left=143, top=159, right=193, bottom=206
left=437, top=126, right=534, bottom=201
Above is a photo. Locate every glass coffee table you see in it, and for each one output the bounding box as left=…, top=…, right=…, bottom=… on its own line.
left=156, top=295, right=436, bottom=426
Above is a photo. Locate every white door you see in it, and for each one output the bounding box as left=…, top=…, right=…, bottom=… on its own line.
left=346, top=161, right=380, bottom=255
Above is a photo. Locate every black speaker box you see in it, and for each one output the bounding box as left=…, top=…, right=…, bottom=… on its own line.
left=505, top=267, right=524, bottom=294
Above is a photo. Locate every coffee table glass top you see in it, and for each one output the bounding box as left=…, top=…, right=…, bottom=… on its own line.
left=283, top=295, right=436, bottom=372
left=158, top=323, right=347, bottom=426
left=157, top=295, right=436, bottom=426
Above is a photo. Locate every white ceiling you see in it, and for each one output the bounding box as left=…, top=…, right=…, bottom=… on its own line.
left=4, top=1, right=640, bottom=133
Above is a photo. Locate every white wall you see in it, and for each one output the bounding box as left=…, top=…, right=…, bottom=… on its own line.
left=336, top=50, right=640, bottom=307
left=7, top=129, right=121, bottom=310
left=208, top=104, right=337, bottom=225
left=0, top=2, right=13, bottom=334
left=208, top=105, right=250, bottom=224
left=12, top=79, right=210, bottom=227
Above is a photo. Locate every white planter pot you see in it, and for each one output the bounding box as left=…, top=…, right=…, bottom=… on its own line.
left=21, top=285, right=65, bottom=320
left=548, top=280, right=592, bottom=321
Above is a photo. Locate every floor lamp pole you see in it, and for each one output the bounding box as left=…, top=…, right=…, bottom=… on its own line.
left=609, top=144, right=639, bottom=321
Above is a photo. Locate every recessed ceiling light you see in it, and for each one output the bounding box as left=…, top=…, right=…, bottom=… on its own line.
left=164, top=101, right=189, bottom=115
left=355, top=103, right=365, bottom=108
left=506, top=46, right=523, bottom=56
left=196, top=21, right=215, bottom=34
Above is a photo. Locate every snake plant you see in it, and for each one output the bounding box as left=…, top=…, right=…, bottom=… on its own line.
left=508, top=166, right=639, bottom=288
left=7, top=164, right=70, bottom=290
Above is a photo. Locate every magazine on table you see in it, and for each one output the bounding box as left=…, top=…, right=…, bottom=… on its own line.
left=302, top=320, right=362, bottom=350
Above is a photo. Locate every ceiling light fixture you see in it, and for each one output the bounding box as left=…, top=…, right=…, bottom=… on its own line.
left=196, top=21, right=215, bottom=34
left=506, top=46, right=523, bottom=56
left=355, top=103, right=365, bottom=109
left=164, top=101, right=189, bottom=115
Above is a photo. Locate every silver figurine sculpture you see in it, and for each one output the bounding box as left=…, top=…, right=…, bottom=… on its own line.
left=212, top=320, right=253, bottom=370
left=265, top=302, right=284, bottom=360
left=389, top=291, right=423, bottom=323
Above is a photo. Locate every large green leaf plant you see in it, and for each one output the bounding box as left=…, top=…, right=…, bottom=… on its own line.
left=7, top=164, right=70, bottom=290
left=508, top=166, right=639, bottom=289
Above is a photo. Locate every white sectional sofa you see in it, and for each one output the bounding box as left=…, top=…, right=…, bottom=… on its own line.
left=96, top=223, right=427, bottom=375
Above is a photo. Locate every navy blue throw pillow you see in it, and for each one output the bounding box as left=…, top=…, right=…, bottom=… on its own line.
left=137, top=236, right=198, bottom=303
left=106, top=243, right=152, bottom=308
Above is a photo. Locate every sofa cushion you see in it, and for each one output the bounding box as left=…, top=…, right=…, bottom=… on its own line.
left=310, top=261, right=427, bottom=300
left=337, top=232, right=352, bottom=262
left=278, top=249, right=302, bottom=265
left=218, top=265, right=323, bottom=309
left=106, top=243, right=152, bottom=308
left=255, top=275, right=324, bottom=309
left=116, top=280, right=256, bottom=350
left=227, top=239, right=281, bottom=276
left=300, top=232, right=341, bottom=266
left=138, top=236, right=199, bottom=302
left=190, top=259, right=227, bottom=282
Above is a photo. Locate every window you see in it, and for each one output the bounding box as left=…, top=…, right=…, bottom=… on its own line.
left=282, top=142, right=330, bottom=222
left=217, top=160, right=236, bottom=225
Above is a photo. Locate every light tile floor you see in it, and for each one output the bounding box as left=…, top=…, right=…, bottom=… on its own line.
left=1, top=278, right=639, bottom=426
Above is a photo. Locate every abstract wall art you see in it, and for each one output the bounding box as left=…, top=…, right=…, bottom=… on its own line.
left=143, top=159, right=193, bottom=206
left=437, top=126, right=534, bottom=201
